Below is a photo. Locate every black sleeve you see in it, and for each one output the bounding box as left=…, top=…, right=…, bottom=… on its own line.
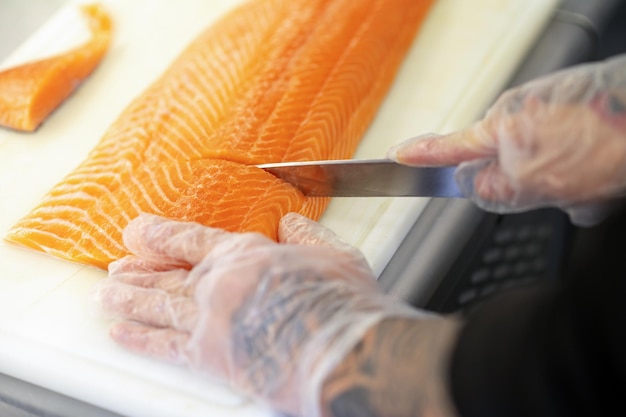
left=449, top=206, right=626, bottom=417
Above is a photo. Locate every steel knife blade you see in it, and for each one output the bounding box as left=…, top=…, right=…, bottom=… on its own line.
left=257, top=158, right=463, bottom=197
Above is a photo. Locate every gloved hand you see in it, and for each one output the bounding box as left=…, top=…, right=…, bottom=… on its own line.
left=93, top=213, right=426, bottom=417
left=388, top=54, right=626, bottom=226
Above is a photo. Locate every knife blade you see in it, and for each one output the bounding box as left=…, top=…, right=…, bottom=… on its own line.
left=257, top=158, right=463, bottom=197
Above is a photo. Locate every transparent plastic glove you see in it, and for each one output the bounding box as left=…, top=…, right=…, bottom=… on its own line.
left=92, top=213, right=426, bottom=417
left=388, top=54, right=626, bottom=226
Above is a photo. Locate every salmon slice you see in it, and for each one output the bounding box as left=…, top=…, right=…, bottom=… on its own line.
left=5, top=0, right=434, bottom=269
left=0, top=4, right=112, bottom=132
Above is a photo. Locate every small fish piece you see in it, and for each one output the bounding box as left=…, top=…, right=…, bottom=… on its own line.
left=5, top=0, right=435, bottom=269
left=0, top=4, right=112, bottom=132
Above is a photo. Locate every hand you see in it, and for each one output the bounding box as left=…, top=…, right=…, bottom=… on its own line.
left=92, top=213, right=421, bottom=416
left=388, top=54, right=626, bottom=226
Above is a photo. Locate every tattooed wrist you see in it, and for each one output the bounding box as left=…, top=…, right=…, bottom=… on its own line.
left=320, top=316, right=463, bottom=417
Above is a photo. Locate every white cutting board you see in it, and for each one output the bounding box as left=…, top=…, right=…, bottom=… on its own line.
left=0, top=0, right=557, bottom=415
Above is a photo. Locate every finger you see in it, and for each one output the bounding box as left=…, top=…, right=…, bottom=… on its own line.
left=123, top=213, right=235, bottom=266
left=386, top=127, right=497, bottom=166
left=278, top=213, right=358, bottom=253
left=108, top=254, right=175, bottom=275
left=110, top=267, right=195, bottom=296
left=473, top=163, right=517, bottom=203
left=455, top=160, right=519, bottom=213
left=94, top=281, right=198, bottom=331
left=109, top=321, right=191, bottom=365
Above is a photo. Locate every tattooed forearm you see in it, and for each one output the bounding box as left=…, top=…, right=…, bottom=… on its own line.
left=590, top=90, right=626, bottom=131
left=231, top=270, right=323, bottom=392
left=608, top=93, right=626, bottom=115
left=321, top=317, right=463, bottom=417
left=230, top=267, right=379, bottom=399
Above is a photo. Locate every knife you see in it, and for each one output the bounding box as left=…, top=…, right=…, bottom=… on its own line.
left=257, top=158, right=463, bottom=197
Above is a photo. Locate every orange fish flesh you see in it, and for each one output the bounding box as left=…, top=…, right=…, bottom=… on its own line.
left=0, top=4, right=112, bottom=132
left=5, top=0, right=435, bottom=269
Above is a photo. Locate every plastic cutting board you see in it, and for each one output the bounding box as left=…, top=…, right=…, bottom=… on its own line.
left=0, top=0, right=557, bottom=415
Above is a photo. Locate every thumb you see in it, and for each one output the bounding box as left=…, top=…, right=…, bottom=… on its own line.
left=278, top=213, right=359, bottom=254
left=122, top=213, right=234, bottom=267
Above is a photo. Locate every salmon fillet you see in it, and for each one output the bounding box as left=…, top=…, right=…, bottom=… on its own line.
left=0, top=4, right=112, bottom=132
left=5, top=0, right=434, bottom=269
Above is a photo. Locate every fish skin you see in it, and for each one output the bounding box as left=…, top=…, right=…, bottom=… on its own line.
left=0, top=4, right=112, bottom=132
left=5, top=0, right=435, bottom=269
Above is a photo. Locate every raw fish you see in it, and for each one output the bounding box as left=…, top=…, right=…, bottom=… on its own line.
left=0, top=4, right=112, bottom=132
left=5, top=0, right=434, bottom=269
